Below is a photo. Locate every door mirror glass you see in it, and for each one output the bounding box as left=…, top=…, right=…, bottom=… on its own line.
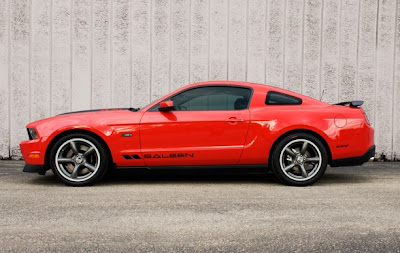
left=159, top=100, right=174, bottom=111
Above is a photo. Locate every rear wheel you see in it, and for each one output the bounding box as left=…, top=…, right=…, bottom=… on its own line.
left=49, top=133, right=109, bottom=186
left=271, top=133, right=328, bottom=186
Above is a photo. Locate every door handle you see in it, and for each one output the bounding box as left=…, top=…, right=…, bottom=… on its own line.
left=225, top=117, right=245, bottom=123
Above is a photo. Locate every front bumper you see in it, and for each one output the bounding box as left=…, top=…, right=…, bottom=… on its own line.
left=20, top=138, right=47, bottom=165
left=23, top=164, right=47, bottom=175
left=330, top=145, right=375, bottom=167
left=20, top=137, right=49, bottom=175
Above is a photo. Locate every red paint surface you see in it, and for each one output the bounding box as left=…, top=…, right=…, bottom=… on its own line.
left=20, top=81, right=374, bottom=167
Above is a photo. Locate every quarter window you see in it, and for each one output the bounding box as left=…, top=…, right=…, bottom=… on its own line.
left=265, top=91, right=302, bottom=105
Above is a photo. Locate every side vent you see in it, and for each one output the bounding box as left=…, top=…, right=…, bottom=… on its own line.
left=132, top=154, right=141, bottom=159
left=122, top=154, right=142, bottom=160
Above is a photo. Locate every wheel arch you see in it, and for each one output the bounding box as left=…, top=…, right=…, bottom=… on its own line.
left=268, top=129, right=332, bottom=168
left=44, top=129, right=113, bottom=170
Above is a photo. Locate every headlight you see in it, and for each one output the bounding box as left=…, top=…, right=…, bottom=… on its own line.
left=27, top=128, right=38, bottom=140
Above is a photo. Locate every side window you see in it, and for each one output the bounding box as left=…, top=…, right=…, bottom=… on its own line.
left=265, top=91, right=302, bottom=105
left=174, top=86, right=251, bottom=111
left=150, top=86, right=252, bottom=111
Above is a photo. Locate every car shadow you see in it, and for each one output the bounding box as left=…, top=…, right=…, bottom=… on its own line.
left=101, top=171, right=280, bottom=186
left=28, top=173, right=61, bottom=186
left=28, top=170, right=281, bottom=186
left=317, top=171, right=371, bottom=185
left=27, top=168, right=370, bottom=187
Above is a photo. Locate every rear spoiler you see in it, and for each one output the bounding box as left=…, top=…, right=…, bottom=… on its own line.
left=334, top=101, right=363, bottom=107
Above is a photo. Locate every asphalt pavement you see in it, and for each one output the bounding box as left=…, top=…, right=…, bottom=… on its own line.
left=0, top=160, right=399, bottom=252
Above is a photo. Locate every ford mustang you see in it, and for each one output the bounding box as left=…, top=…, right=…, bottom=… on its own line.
left=20, top=81, right=375, bottom=186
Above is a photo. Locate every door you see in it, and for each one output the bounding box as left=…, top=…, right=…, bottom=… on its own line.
left=139, top=86, right=252, bottom=166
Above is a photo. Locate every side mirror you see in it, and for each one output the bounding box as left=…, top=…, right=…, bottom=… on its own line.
left=159, top=100, right=174, bottom=112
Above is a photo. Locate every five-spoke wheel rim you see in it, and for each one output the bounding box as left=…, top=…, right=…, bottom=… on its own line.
left=279, top=139, right=322, bottom=182
left=55, top=138, right=101, bottom=182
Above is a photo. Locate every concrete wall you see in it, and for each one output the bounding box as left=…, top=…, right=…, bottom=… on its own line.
left=0, top=0, right=399, bottom=160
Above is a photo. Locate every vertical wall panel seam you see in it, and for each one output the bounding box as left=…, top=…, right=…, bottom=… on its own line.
left=319, top=0, right=324, bottom=99
left=108, top=0, right=114, bottom=107
left=70, top=0, right=73, bottom=111
left=49, top=0, right=53, bottom=115
left=109, top=0, right=112, bottom=106
left=300, top=0, right=306, bottom=94
left=129, top=0, right=132, bottom=106
left=129, top=0, right=132, bottom=104
left=28, top=0, right=32, bottom=122
left=355, top=0, right=361, bottom=100
left=226, top=0, right=229, bottom=79
left=264, top=0, right=268, bottom=84
left=90, top=0, right=93, bottom=109
left=108, top=0, right=111, bottom=107
left=169, top=0, right=172, bottom=91
left=282, top=0, right=287, bottom=88
left=373, top=0, right=380, bottom=130
left=7, top=0, right=11, bottom=157
left=188, top=0, right=191, bottom=83
left=392, top=0, right=399, bottom=158
left=149, top=0, right=153, bottom=101
left=245, top=0, right=249, bottom=81
left=208, top=0, right=211, bottom=80
left=337, top=0, right=342, bottom=102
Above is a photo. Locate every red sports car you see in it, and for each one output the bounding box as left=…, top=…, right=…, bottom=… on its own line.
left=20, top=81, right=375, bottom=186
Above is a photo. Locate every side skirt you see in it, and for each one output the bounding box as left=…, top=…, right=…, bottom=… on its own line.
left=115, top=164, right=268, bottom=172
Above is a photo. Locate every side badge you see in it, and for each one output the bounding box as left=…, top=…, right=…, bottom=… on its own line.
left=121, top=133, right=133, bottom=137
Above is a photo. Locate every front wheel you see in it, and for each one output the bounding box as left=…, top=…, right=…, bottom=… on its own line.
left=49, top=133, right=110, bottom=186
left=271, top=133, right=328, bottom=186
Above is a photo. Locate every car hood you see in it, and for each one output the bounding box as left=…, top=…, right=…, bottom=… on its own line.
left=26, top=108, right=143, bottom=137
left=58, top=108, right=140, bottom=116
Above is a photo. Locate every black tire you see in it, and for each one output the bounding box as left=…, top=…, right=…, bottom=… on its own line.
left=49, top=133, right=110, bottom=186
left=271, top=132, right=328, bottom=186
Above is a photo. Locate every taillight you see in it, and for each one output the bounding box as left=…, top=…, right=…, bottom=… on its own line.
left=363, top=112, right=370, bottom=125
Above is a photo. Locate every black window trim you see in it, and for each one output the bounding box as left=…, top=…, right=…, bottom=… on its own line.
left=265, top=91, right=302, bottom=105
left=148, top=84, right=254, bottom=112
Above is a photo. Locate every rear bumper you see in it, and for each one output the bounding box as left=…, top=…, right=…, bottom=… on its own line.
left=23, top=164, right=47, bottom=175
left=330, top=145, right=375, bottom=167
